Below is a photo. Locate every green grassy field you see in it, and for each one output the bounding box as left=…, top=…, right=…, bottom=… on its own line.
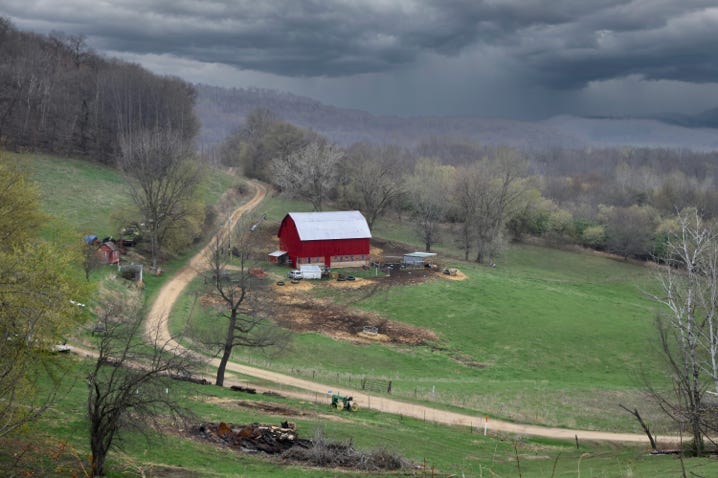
left=7, top=152, right=697, bottom=477
left=6, top=152, right=132, bottom=236
left=2, top=357, right=710, bottom=478
left=177, top=241, right=669, bottom=433
left=173, top=193, right=669, bottom=432
left=7, top=151, right=236, bottom=238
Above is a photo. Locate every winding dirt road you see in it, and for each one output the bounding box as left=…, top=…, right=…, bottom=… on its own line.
left=144, top=180, right=658, bottom=445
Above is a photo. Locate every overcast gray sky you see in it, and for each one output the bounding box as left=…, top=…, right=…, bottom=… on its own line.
left=3, top=0, right=718, bottom=119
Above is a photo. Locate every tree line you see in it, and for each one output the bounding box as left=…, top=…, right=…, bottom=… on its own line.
left=0, top=17, right=197, bottom=164
left=215, top=108, right=718, bottom=264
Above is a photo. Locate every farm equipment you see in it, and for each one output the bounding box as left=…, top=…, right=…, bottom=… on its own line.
left=119, top=225, right=142, bottom=247
left=330, top=394, right=357, bottom=412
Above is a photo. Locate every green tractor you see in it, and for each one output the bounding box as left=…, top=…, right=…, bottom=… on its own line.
left=330, top=393, right=357, bottom=412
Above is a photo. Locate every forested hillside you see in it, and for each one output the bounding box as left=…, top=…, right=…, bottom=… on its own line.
left=195, top=84, right=584, bottom=149
left=0, top=18, right=197, bottom=163
left=196, top=83, right=718, bottom=152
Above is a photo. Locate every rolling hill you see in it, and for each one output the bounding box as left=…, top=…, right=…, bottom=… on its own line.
left=196, top=84, right=718, bottom=152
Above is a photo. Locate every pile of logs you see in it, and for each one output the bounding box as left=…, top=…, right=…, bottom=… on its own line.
left=191, top=422, right=310, bottom=454
left=230, top=385, right=256, bottom=394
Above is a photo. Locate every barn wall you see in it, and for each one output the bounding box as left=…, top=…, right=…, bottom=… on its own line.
left=278, top=216, right=301, bottom=253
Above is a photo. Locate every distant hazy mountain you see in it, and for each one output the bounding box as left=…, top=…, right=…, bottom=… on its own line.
left=651, top=107, right=718, bottom=129
left=196, top=84, right=718, bottom=152
left=542, top=115, right=718, bottom=152
left=195, top=84, right=582, bottom=150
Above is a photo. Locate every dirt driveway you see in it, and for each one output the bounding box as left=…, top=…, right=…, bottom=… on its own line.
left=143, top=180, right=658, bottom=445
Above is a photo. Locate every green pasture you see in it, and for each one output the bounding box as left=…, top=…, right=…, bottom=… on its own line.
left=8, top=151, right=237, bottom=237
left=176, top=244, right=669, bottom=433
left=7, top=152, right=132, bottom=236
left=172, top=190, right=668, bottom=433
left=7, top=153, right=696, bottom=476
left=2, top=356, right=708, bottom=478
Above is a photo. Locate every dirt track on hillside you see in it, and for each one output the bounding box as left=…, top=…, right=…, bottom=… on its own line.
left=143, top=180, right=660, bottom=446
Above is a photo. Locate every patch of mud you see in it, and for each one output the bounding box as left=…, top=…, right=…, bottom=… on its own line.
left=269, top=293, right=437, bottom=345
left=259, top=259, right=442, bottom=345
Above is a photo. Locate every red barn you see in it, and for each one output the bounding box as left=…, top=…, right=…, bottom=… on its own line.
left=277, top=211, right=371, bottom=268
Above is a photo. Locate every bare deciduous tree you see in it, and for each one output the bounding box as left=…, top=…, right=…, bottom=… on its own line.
left=87, top=285, right=197, bottom=477
left=118, top=128, right=203, bottom=270
left=405, top=158, right=454, bottom=252
left=339, top=144, right=404, bottom=229
left=450, top=150, right=527, bottom=264
left=204, top=218, right=290, bottom=386
left=649, top=209, right=718, bottom=456
left=271, top=141, right=343, bottom=211
left=453, top=163, right=482, bottom=261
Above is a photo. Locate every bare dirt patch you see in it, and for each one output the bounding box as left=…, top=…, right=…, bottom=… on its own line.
left=451, top=354, right=487, bottom=368
left=200, top=396, right=303, bottom=416
left=269, top=283, right=437, bottom=345
left=274, top=279, right=314, bottom=292
left=199, top=293, right=225, bottom=308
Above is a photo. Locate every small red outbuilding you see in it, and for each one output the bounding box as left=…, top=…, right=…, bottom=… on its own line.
left=96, top=241, right=120, bottom=265
left=277, top=211, right=371, bottom=269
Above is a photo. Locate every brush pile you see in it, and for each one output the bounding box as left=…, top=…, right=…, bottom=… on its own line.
left=190, top=421, right=411, bottom=471
left=191, top=422, right=309, bottom=454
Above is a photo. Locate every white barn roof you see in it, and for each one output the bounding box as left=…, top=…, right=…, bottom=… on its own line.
left=289, top=211, right=371, bottom=241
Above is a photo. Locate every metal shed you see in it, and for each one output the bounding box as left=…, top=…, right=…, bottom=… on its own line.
left=268, top=250, right=287, bottom=264
left=403, top=252, right=437, bottom=267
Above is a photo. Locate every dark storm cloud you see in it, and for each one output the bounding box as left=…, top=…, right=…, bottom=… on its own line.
left=514, top=1, right=718, bottom=89
left=2, top=0, right=717, bottom=88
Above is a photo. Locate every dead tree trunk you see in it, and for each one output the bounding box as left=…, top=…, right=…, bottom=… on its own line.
left=619, top=404, right=657, bottom=450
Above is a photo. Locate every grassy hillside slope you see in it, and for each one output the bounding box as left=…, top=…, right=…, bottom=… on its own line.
left=176, top=197, right=669, bottom=434
left=6, top=358, right=710, bottom=478
left=4, top=154, right=700, bottom=477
